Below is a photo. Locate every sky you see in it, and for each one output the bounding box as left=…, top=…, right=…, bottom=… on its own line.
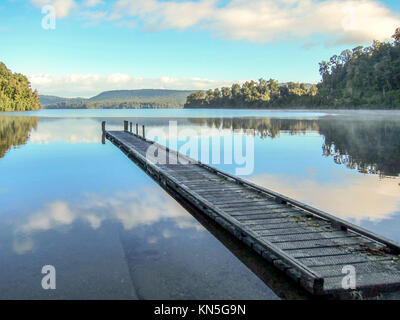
left=1, top=0, right=399, bottom=97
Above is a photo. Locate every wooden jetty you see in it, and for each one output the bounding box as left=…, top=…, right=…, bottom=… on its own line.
left=104, top=121, right=400, bottom=298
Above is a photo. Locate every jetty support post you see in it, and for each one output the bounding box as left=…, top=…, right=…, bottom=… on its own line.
left=124, top=120, right=128, bottom=132
left=101, top=121, right=106, bottom=144
left=142, top=125, right=145, bottom=139
left=136, top=123, right=138, bottom=135
left=130, top=122, right=132, bottom=133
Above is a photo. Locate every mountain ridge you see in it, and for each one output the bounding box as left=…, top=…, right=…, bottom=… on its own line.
left=39, top=89, right=196, bottom=109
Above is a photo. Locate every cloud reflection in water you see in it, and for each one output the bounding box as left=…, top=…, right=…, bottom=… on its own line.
left=13, top=187, right=204, bottom=254
left=250, top=173, right=400, bottom=223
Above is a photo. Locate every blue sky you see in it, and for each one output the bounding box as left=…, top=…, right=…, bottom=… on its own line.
left=1, top=0, right=399, bottom=97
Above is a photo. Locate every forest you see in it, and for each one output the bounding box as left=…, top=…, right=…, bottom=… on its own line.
left=185, top=28, right=400, bottom=109
left=0, top=62, right=41, bottom=112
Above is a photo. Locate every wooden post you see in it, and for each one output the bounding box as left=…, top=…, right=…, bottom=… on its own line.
left=142, top=125, right=145, bottom=139
left=124, top=120, right=128, bottom=132
left=101, top=121, right=106, bottom=144
left=130, top=122, right=132, bottom=133
left=136, top=123, right=138, bottom=135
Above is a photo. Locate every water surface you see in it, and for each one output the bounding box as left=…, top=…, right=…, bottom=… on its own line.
left=0, top=109, right=399, bottom=299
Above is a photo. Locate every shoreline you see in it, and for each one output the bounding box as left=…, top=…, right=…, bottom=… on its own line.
left=3, top=106, right=400, bottom=113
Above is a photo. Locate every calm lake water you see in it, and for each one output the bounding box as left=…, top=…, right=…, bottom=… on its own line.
left=0, top=109, right=399, bottom=299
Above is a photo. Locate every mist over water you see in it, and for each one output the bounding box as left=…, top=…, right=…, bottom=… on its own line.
left=0, top=109, right=399, bottom=299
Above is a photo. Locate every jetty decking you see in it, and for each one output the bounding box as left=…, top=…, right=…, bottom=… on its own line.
left=104, top=122, right=400, bottom=298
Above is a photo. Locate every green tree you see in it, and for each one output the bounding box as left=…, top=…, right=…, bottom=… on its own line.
left=0, top=62, right=41, bottom=112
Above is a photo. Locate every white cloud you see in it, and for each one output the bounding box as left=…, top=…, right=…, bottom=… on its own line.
left=30, top=0, right=400, bottom=44
left=29, top=0, right=400, bottom=44
left=32, top=0, right=77, bottom=18
left=29, top=73, right=239, bottom=97
left=111, top=0, right=400, bottom=44
left=84, top=0, right=104, bottom=7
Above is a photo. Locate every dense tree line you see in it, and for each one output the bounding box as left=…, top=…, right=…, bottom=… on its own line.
left=318, top=28, right=400, bottom=108
left=185, top=79, right=319, bottom=109
left=0, top=62, right=41, bottom=112
left=185, top=28, right=400, bottom=109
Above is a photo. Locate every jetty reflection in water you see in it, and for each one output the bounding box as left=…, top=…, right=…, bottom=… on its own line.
left=0, top=112, right=399, bottom=299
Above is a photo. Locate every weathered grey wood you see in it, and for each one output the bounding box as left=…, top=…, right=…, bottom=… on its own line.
left=254, top=226, right=334, bottom=237
left=251, top=220, right=327, bottom=230
left=324, top=272, right=400, bottom=293
left=236, top=209, right=312, bottom=222
left=274, top=237, right=367, bottom=251
left=261, top=231, right=357, bottom=244
left=314, top=260, right=398, bottom=278
left=193, top=187, right=247, bottom=194
left=298, top=254, right=395, bottom=268
left=218, top=200, right=281, bottom=208
left=105, top=128, right=400, bottom=298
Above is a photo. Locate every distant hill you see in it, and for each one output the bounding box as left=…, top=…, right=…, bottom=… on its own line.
left=40, top=89, right=196, bottom=109
left=89, top=89, right=194, bottom=102
left=39, top=95, right=84, bottom=106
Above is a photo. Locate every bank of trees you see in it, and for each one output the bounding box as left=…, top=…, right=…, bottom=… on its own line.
left=317, top=28, right=400, bottom=108
left=0, top=62, right=41, bottom=111
left=185, top=28, right=400, bottom=109
left=185, top=79, right=319, bottom=109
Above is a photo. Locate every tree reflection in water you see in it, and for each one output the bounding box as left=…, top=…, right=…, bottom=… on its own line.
left=0, top=116, right=38, bottom=158
left=189, top=116, right=400, bottom=178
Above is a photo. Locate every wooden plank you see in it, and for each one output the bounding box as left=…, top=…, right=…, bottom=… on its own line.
left=228, top=208, right=304, bottom=217
left=237, top=211, right=314, bottom=224
left=218, top=200, right=281, bottom=209
left=231, top=212, right=301, bottom=221
left=251, top=220, right=329, bottom=231
left=275, top=237, right=369, bottom=251
left=324, top=272, right=400, bottom=293
left=253, top=226, right=333, bottom=237
left=208, top=196, right=265, bottom=205
left=314, top=260, right=398, bottom=278
left=233, top=211, right=314, bottom=221
left=284, top=246, right=359, bottom=259
left=192, top=186, right=246, bottom=193
left=182, top=180, right=230, bottom=187
left=195, top=189, right=256, bottom=196
left=261, top=231, right=356, bottom=243
left=222, top=203, right=288, bottom=212
left=298, top=254, right=395, bottom=267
